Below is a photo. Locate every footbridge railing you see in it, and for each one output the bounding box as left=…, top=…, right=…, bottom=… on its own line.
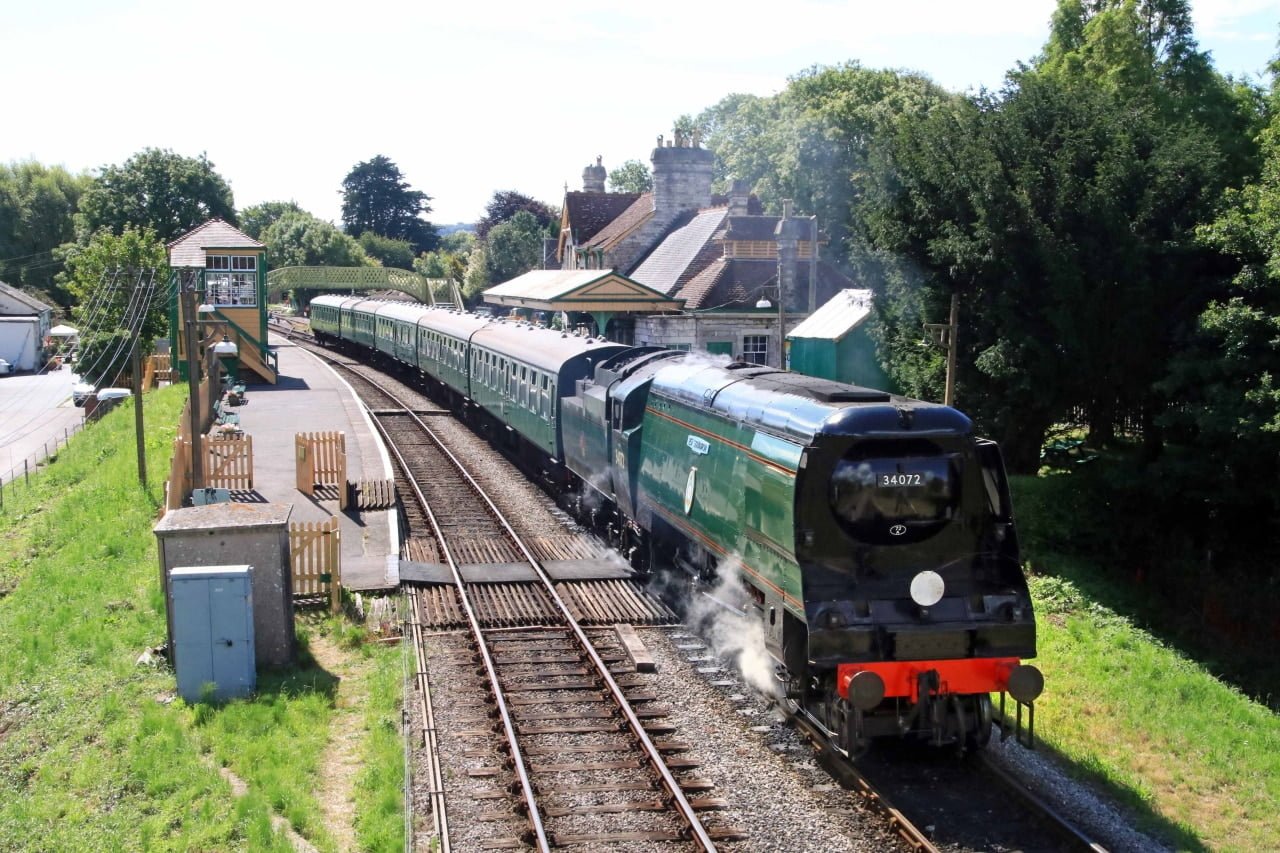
left=266, top=266, right=461, bottom=306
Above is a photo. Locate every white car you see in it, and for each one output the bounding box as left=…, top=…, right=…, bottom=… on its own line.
left=0, top=358, right=12, bottom=376
left=71, top=378, right=94, bottom=406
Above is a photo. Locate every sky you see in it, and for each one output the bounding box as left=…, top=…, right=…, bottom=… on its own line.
left=1, top=1, right=1275, bottom=228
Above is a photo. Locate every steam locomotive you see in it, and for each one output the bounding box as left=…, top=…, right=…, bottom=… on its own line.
left=310, top=295, right=1044, bottom=753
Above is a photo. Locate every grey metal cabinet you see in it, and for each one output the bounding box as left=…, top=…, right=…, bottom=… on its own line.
left=170, top=565, right=256, bottom=702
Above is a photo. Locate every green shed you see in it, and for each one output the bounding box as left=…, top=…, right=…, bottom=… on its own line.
left=786, top=289, right=895, bottom=392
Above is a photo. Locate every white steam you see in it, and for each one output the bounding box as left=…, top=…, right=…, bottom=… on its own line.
left=684, top=554, right=781, bottom=699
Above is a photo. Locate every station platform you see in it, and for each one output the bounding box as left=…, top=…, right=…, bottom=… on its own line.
left=228, top=332, right=398, bottom=591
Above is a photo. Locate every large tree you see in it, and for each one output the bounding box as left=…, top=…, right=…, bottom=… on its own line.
left=61, top=226, right=168, bottom=385
left=339, top=156, right=437, bottom=253
left=76, top=149, right=235, bottom=243
left=238, top=201, right=304, bottom=240
left=607, top=161, right=652, bottom=194
left=475, top=191, right=557, bottom=240
left=484, top=211, right=543, bottom=287
left=0, top=161, right=89, bottom=306
left=260, top=211, right=371, bottom=269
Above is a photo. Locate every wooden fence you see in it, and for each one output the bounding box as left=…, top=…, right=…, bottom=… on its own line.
left=290, top=515, right=342, bottom=613
left=164, top=376, right=213, bottom=513
left=205, top=434, right=253, bottom=490
left=295, top=431, right=348, bottom=509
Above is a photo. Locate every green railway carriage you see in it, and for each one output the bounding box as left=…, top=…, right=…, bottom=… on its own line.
left=468, top=324, right=627, bottom=460
left=372, top=302, right=424, bottom=365
left=414, top=310, right=491, bottom=399
left=308, top=295, right=342, bottom=342
left=342, top=298, right=380, bottom=350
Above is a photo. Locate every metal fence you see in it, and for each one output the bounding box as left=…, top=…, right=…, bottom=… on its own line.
left=0, top=421, right=85, bottom=512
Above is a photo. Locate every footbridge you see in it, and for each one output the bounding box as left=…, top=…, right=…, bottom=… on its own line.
left=267, top=266, right=462, bottom=306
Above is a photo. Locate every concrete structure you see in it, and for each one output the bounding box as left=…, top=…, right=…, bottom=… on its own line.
left=154, top=503, right=296, bottom=668
left=0, top=280, right=53, bottom=371
left=787, top=289, right=895, bottom=390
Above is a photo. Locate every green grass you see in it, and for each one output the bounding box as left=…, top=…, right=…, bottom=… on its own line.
left=1013, top=476, right=1280, bottom=852
left=0, top=388, right=404, bottom=851
left=354, top=639, right=406, bottom=851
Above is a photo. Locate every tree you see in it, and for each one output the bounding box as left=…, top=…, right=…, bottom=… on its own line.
left=484, top=211, right=543, bottom=286
left=416, top=230, right=473, bottom=284
left=475, top=191, right=557, bottom=239
left=239, top=201, right=304, bottom=240
left=607, top=161, right=652, bottom=194
left=260, top=211, right=372, bottom=269
left=0, top=161, right=89, bottom=306
left=77, top=149, right=235, bottom=243
left=340, top=155, right=438, bottom=253
left=462, top=243, right=489, bottom=303
left=61, top=226, right=168, bottom=384
left=357, top=231, right=415, bottom=269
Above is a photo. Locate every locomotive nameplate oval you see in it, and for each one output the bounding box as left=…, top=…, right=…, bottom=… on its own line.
left=684, top=467, right=697, bottom=515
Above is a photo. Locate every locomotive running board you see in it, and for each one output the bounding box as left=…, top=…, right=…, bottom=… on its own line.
left=400, top=558, right=634, bottom=584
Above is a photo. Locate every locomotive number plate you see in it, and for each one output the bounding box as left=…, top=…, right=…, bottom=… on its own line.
left=880, top=473, right=924, bottom=487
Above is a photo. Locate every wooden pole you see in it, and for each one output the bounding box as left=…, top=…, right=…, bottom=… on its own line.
left=131, top=337, right=146, bottom=487
left=945, top=291, right=958, bottom=408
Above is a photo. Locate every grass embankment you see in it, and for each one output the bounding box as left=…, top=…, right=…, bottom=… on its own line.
left=1013, top=474, right=1279, bottom=852
left=0, top=387, right=404, bottom=851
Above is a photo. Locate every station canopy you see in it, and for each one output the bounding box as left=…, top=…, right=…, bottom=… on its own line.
left=483, top=269, right=683, bottom=314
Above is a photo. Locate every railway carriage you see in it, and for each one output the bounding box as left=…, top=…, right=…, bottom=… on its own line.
left=414, top=310, right=491, bottom=401
left=372, top=302, right=425, bottom=366
left=308, top=295, right=343, bottom=344
left=341, top=298, right=379, bottom=350
left=468, top=324, right=627, bottom=461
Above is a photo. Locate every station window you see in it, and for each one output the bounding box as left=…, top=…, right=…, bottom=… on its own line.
left=742, top=335, right=769, bottom=365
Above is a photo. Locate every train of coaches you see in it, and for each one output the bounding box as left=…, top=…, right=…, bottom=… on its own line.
left=309, top=294, right=1044, bottom=753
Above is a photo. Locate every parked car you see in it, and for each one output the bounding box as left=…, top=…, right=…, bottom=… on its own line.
left=0, top=358, right=12, bottom=376
left=71, top=377, right=94, bottom=406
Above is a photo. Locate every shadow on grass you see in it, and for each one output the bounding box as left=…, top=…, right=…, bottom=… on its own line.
left=190, top=631, right=340, bottom=719
left=1039, top=555, right=1280, bottom=712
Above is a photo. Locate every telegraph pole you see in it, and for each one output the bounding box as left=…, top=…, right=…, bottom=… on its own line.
left=181, top=281, right=204, bottom=490
left=924, top=291, right=959, bottom=407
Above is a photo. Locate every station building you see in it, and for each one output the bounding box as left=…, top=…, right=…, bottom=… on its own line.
left=0, top=280, right=54, bottom=371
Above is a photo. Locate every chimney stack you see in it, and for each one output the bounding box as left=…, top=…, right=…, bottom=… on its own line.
left=775, top=200, right=806, bottom=312
left=651, top=129, right=714, bottom=222
left=582, top=155, right=607, bottom=192
left=728, top=180, right=751, bottom=215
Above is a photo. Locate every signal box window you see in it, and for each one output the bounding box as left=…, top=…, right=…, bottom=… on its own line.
left=205, top=254, right=258, bottom=307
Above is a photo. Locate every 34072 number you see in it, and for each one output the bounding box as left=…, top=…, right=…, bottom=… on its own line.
left=880, top=473, right=923, bottom=487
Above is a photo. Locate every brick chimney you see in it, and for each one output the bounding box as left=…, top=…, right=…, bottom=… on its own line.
left=582, top=155, right=607, bottom=192
left=650, top=132, right=714, bottom=223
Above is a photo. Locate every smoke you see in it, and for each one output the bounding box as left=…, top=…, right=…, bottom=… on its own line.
left=683, top=553, right=781, bottom=699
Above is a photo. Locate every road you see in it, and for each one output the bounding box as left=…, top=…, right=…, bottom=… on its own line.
left=0, top=367, right=83, bottom=486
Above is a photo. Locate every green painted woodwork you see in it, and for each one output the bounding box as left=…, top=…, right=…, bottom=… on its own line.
left=637, top=391, right=806, bottom=615
left=266, top=265, right=453, bottom=305
left=788, top=327, right=893, bottom=391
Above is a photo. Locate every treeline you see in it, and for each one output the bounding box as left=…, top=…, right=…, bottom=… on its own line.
left=694, top=1, right=1279, bottom=617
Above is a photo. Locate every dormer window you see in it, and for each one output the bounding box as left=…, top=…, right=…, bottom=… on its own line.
left=205, top=254, right=257, bottom=306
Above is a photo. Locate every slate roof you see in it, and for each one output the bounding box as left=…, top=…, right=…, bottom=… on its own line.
left=788, top=289, right=874, bottom=340
left=629, top=207, right=728, bottom=295
left=167, top=218, right=263, bottom=267
left=559, top=191, right=642, bottom=257
left=582, top=193, right=653, bottom=250
left=0, top=280, right=53, bottom=315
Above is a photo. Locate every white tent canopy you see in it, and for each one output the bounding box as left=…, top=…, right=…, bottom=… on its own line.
left=49, top=324, right=78, bottom=337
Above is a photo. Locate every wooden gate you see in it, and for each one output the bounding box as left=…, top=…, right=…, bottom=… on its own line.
left=295, top=431, right=347, bottom=509
left=290, top=515, right=341, bottom=613
left=205, top=434, right=253, bottom=490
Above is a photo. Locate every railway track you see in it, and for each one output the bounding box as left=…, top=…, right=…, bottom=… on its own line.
left=786, top=707, right=1107, bottom=853
left=317, top=351, right=741, bottom=850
